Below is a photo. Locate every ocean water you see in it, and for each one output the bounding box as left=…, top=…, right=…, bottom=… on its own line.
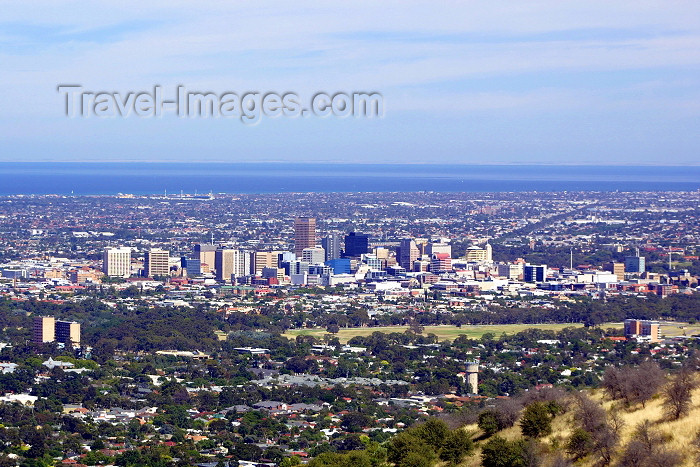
left=0, top=163, right=697, bottom=195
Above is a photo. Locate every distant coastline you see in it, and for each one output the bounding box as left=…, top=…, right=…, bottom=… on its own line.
left=2, top=160, right=699, bottom=167
left=0, top=162, right=697, bottom=195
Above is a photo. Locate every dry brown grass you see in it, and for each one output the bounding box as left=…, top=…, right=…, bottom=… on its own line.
left=456, top=381, right=700, bottom=466
left=599, top=386, right=700, bottom=467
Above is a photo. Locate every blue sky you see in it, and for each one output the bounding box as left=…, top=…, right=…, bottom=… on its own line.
left=0, top=1, right=698, bottom=164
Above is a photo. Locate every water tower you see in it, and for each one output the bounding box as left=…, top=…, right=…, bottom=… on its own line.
left=466, top=361, right=479, bottom=395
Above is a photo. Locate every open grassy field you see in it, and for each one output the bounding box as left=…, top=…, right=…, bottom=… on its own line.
left=658, top=321, right=700, bottom=337
left=283, top=321, right=696, bottom=343
left=283, top=323, right=604, bottom=343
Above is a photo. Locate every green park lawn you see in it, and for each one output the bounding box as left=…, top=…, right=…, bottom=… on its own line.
left=281, top=321, right=699, bottom=343
left=283, top=323, right=608, bottom=343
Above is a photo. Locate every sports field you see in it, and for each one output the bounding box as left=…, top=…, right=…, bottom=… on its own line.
left=281, top=321, right=698, bottom=343
left=283, top=323, right=598, bottom=343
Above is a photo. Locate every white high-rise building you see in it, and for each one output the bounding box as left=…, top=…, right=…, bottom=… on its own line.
left=302, top=246, right=325, bottom=265
left=215, top=248, right=251, bottom=282
left=103, top=247, right=132, bottom=278
left=145, top=248, right=170, bottom=277
left=236, top=250, right=252, bottom=277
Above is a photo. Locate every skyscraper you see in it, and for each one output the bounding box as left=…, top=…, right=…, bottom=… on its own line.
left=215, top=248, right=235, bottom=282
left=215, top=248, right=250, bottom=282
left=145, top=248, right=170, bottom=277
left=397, top=239, right=419, bottom=270
left=321, top=234, right=341, bottom=261
left=102, top=247, right=131, bottom=278
left=294, top=217, right=316, bottom=258
left=344, top=232, right=369, bottom=257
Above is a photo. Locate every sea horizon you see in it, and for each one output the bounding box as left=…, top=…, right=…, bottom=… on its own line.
left=0, top=162, right=698, bottom=195
left=2, top=160, right=700, bottom=167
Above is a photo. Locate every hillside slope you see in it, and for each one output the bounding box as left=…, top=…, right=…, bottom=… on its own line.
left=459, top=385, right=700, bottom=466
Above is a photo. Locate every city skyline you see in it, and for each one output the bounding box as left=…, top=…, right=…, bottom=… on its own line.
left=0, top=190, right=697, bottom=465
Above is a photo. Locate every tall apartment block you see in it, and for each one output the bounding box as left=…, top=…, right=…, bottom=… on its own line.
left=33, top=317, right=80, bottom=346
left=56, top=321, right=81, bottom=345
left=294, top=217, right=316, bottom=258
left=102, top=247, right=132, bottom=278
left=145, top=248, right=170, bottom=277
left=33, top=316, right=55, bottom=344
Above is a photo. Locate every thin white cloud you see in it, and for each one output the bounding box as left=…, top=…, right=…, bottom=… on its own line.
left=0, top=1, right=698, bottom=162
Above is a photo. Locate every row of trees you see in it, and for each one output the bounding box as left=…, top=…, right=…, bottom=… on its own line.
left=308, top=419, right=475, bottom=467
